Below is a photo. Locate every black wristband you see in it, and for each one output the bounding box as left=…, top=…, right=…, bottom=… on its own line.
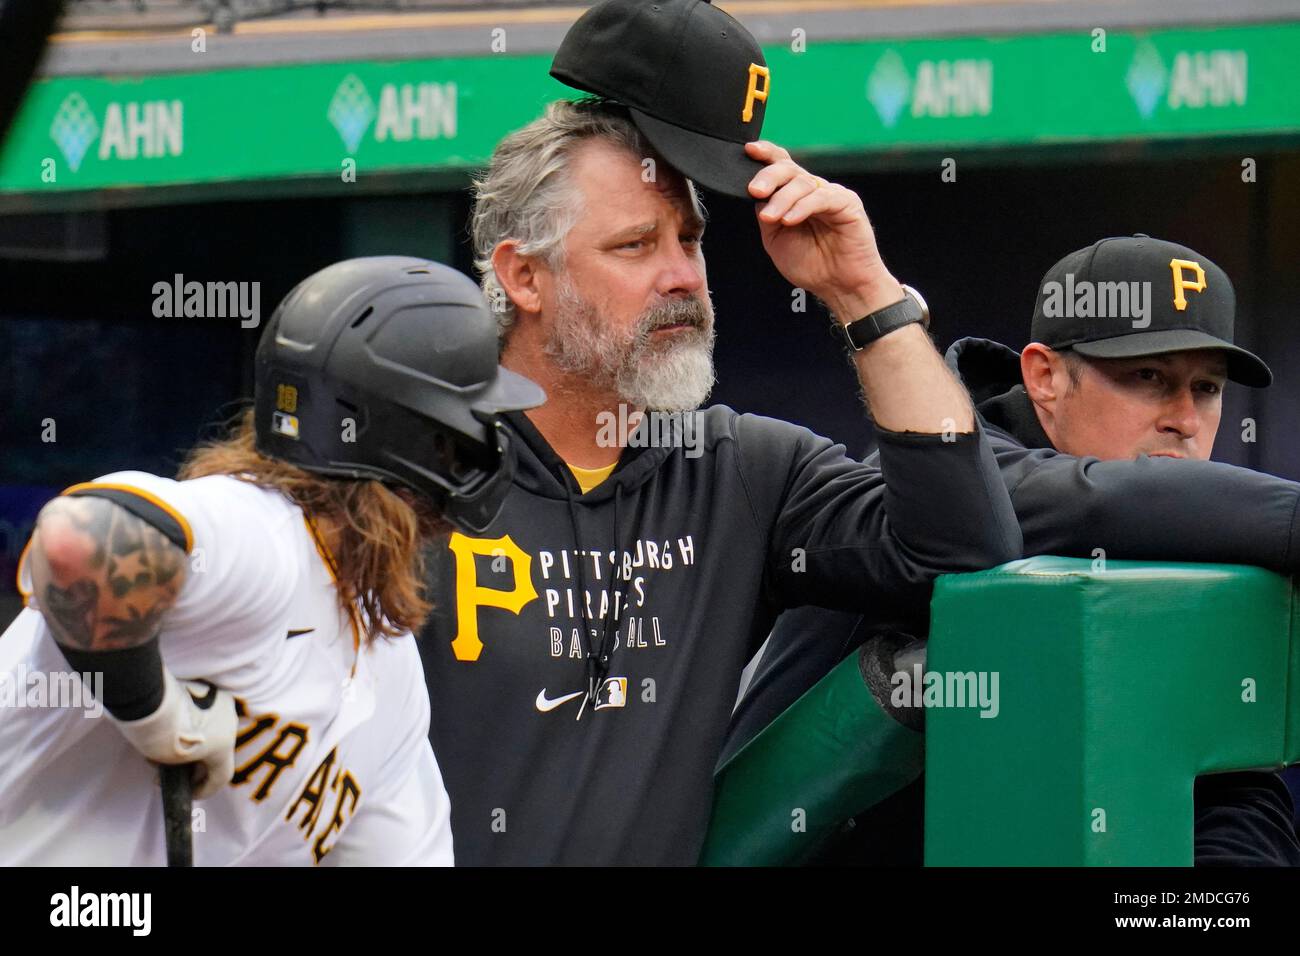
left=56, top=638, right=165, bottom=721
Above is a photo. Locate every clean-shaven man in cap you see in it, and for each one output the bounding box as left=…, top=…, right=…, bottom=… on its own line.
left=414, top=0, right=1021, bottom=864
left=729, top=235, right=1300, bottom=866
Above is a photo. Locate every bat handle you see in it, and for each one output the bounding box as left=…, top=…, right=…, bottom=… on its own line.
left=160, top=763, right=194, bottom=867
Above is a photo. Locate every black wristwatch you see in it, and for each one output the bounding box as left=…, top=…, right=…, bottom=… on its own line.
left=835, top=284, right=930, bottom=351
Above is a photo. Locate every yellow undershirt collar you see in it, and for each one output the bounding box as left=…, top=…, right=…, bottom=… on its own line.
left=567, top=461, right=617, bottom=494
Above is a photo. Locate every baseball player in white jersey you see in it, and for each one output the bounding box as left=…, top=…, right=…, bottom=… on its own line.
left=0, top=256, right=544, bottom=866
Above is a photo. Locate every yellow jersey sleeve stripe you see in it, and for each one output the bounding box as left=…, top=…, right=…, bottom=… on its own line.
left=60, top=481, right=195, bottom=553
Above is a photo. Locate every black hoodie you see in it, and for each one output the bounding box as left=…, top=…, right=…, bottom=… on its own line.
left=725, top=337, right=1300, bottom=865
left=417, top=402, right=1020, bottom=865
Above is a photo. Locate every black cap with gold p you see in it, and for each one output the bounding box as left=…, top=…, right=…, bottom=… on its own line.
left=550, top=0, right=771, bottom=198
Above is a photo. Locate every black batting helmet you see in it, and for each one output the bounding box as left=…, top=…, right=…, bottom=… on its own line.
left=254, top=256, right=544, bottom=533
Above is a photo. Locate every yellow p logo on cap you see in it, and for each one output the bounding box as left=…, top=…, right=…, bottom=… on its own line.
left=1169, top=258, right=1207, bottom=311
left=742, top=64, right=770, bottom=123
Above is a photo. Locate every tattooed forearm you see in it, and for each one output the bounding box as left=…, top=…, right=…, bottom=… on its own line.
left=28, top=496, right=187, bottom=651
left=41, top=577, right=99, bottom=649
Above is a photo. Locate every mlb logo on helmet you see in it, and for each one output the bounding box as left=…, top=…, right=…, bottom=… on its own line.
left=550, top=0, right=770, bottom=198
left=271, top=410, right=300, bottom=439
left=272, top=382, right=301, bottom=438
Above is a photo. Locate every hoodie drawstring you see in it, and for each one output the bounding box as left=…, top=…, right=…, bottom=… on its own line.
left=565, top=478, right=627, bottom=706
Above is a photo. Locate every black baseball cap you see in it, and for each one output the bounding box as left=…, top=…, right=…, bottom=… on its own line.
left=1030, top=235, right=1271, bottom=387
left=550, top=0, right=770, bottom=198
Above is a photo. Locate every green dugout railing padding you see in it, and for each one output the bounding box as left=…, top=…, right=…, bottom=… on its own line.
left=700, top=557, right=1300, bottom=866
left=925, top=557, right=1299, bottom=866
left=700, top=642, right=924, bottom=866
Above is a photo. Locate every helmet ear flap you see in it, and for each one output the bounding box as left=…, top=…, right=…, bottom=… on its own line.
left=440, top=425, right=519, bottom=534
left=428, top=422, right=492, bottom=491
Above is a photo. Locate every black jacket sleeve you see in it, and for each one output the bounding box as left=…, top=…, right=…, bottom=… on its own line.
left=733, top=414, right=1022, bottom=612
left=992, top=429, right=1300, bottom=571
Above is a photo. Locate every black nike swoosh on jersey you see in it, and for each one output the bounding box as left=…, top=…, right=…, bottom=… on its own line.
left=286, top=628, right=315, bottom=639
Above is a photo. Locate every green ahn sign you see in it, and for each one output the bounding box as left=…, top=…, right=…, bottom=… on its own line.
left=2, top=21, right=1298, bottom=196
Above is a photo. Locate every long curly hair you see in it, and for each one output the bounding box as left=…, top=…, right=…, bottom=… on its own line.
left=178, top=409, right=447, bottom=642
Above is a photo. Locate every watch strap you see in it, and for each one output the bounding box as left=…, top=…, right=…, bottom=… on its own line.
left=836, top=292, right=925, bottom=351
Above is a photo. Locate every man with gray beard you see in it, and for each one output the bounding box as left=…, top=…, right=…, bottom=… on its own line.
left=414, top=97, right=1021, bottom=865
left=545, top=272, right=716, bottom=414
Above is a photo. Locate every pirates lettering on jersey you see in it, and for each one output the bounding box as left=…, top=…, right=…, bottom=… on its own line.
left=0, top=470, right=452, bottom=866
left=284, top=745, right=364, bottom=863
left=229, top=700, right=366, bottom=865
left=286, top=745, right=336, bottom=836
left=312, top=768, right=361, bottom=863
left=231, top=701, right=308, bottom=802
left=445, top=532, right=698, bottom=669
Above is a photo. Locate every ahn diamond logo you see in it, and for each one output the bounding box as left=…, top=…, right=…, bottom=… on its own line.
left=866, top=50, right=911, bottom=128
left=1126, top=40, right=1169, bottom=120
left=49, top=93, right=100, bottom=172
left=328, top=74, right=377, bottom=153
left=866, top=50, right=993, bottom=127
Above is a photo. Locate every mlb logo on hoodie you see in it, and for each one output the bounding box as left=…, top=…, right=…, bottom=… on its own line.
left=594, top=677, right=628, bottom=711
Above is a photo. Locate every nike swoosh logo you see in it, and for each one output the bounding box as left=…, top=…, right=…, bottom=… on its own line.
left=535, top=689, right=584, bottom=713
left=286, top=628, right=315, bottom=639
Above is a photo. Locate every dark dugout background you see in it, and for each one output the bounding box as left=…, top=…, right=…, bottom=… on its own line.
left=2, top=142, right=1299, bottom=624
